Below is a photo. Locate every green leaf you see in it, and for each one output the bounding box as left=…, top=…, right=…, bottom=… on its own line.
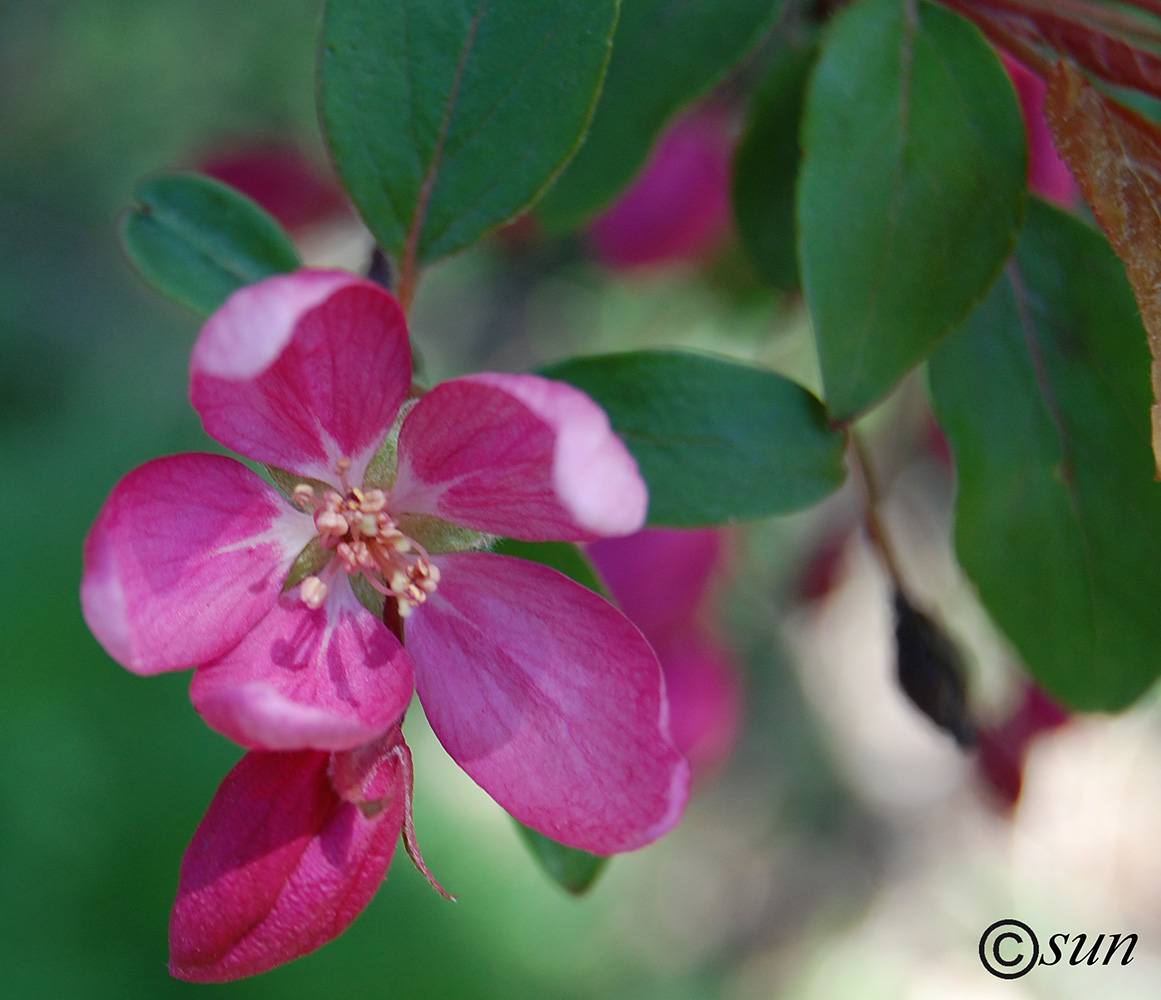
left=491, top=538, right=610, bottom=597
left=799, top=0, right=1025, bottom=419
left=120, top=173, right=301, bottom=316
left=541, top=350, right=846, bottom=526
left=929, top=200, right=1161, bottom=711
left=537, top=0, right=782, bottom=230
left=319, top=0, right=618, bottom=270
left=732, top=32, right=818, bottom=292
left=513, top=820, right=608, bottom=895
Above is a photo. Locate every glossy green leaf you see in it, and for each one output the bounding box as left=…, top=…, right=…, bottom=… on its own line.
left=799, top=0, right=1025, bottom=419
left=491, top=538, right=610, bottom=598
left=513, top=820, right=608, bottom=895
left=541, top=350, right=846, bottom=526
left=120, top=173, right=301, bottom=316
left=929, top=200, right=1161, bottom=711
left=733, top=33, right=818, bottom=291
left=319, top=0, right=617, bottom=269
left=537, top=0, right=782, bottom=230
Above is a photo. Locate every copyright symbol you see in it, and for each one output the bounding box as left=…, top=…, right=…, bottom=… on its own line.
left=979, top=919, right=1039, bottom=979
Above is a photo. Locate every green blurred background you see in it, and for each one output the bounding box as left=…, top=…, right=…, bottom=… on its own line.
left=0, top=3, right=872, bottom=997
left=8, top=3, right=1161, bottom=998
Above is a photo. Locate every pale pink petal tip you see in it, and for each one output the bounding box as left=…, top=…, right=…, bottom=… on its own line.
left=169, top=749, right=404, bottom=982
left=81, top=453, right=313, bottom=675
left=393, top=373, right=647, bottom=541
left=532, top=376, right=649, bottom=537
left=192, top=270, right=363, bottom=380
left=191, top=270, right=412, bottom=480
left=191, top=584, right=414, bottom=753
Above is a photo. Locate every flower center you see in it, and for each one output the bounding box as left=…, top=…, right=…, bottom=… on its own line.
left=292, top=459, right=439, bottom=618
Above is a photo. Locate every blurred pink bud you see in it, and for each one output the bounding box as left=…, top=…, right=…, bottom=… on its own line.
left=796, top=528, right=851, bottom=605
left=588, top=528, right=742, bottom=774
left=587, top=107, right=734, bottom=271
left=999, top=52, right=1080, bottom=207
left=199, top=144, right=348, bottom=233
left=976, top=682, right=1070, bottom=810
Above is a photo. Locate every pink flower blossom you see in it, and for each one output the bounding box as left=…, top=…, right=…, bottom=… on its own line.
left=999, top=51, right=1080, bottom=208
left=588, top=528, right=742, bottom=775
left=587, top=106, right=734, bottom=271
left=81, top=269, right=689, bottom=979
left=198, top=144, right=349, bottom=234
left=976, top=683, right=1070, bottom=810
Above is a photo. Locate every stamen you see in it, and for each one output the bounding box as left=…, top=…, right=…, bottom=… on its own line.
left=292, top=484, right=317, bottom=510
left=293, top=458, right=441, bottom=617
left=300, top=575, right=328, bottom=609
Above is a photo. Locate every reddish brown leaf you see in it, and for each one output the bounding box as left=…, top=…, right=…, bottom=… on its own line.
left=945, top=0, right=1161, bottom=99
left=1043, top=61, right=1161, bottom=473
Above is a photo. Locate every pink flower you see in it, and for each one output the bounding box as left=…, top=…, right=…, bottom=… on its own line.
left=587, top=106, right=734, bottom=271
left=976, top=683, right=1070, bottom=810
left=81, top=270, right=690, bottom=979
left=198, top=144, right=349, bottom=234
left=587, top=528, right=742, bottom=775
left=999, top=51, right=1080, bottom=208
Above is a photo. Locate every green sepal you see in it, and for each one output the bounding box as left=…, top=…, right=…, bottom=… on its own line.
left=401, top=514, right=494, bottom=556
left=491, top=538, right=609, bottom=598
left=282, top=537, right=332, bottom=593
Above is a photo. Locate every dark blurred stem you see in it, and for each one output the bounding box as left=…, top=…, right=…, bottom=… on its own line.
left=848, top=429, right=908, bottom=596
left=367, top=246, right=394, bottom=291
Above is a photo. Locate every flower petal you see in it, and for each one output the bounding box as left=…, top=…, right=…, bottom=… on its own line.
left=191, top=270, right=412, bottom=482
left=407, top=553, right=690, bottom=854
left=81, top=453, right=314, bottom=675
left=392, top=374, right=647, bottom=541
left=169, top=748, right=404, bottom=982
left=586, top=528, right=726, bottom=642
left=191, top=579, right=414, bottom=752
left=588, top=107, right=733, bottom=270
left=653, top=629, right=742, bottom=775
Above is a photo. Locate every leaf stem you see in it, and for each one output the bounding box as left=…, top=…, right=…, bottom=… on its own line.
left=847, top=428, right=909, bottom=596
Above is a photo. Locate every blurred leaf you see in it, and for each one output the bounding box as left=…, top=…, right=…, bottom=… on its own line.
left=541, top=350, right=846, bottom=526
left=319, top=0, right=617, bottom=270
left=537, top=0, right=782, bottom=230
left=1043, top=62, right=1161, bottom=474
left=513, top=820, right=608, bottom=895
left=120, top=173, right=301, bottom=316
left=929, top=199, right=1161, bottom=711
left=799, top=0, right=1025, bottom=419
left=732, top=32, right=818, bottom=291
left=492, top=539, right=610, bottom=598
